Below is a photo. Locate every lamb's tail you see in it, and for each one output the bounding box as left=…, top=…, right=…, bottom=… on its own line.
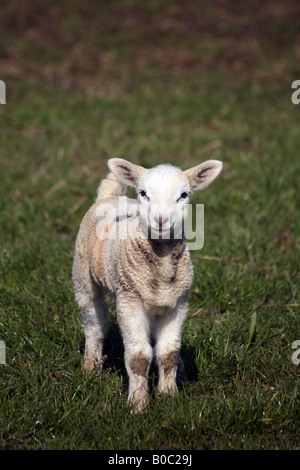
left=96, top=172, right=127, bottom=201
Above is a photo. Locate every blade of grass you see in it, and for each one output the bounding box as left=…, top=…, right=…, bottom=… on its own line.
left=248, top=311, right=257, bottom=349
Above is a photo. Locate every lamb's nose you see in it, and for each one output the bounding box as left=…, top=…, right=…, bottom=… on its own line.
left=155, top=215, right=168, bottom=229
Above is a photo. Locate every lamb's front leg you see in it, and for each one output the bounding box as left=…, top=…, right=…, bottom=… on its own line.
left=116, top=294, right=152, bottom=412
left=154, top=297, right=189, bottom=395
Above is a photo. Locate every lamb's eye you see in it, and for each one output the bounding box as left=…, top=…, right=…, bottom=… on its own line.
left=139, top=190, right=149, bottom=200
left=177, top=192, right=189, bottom=202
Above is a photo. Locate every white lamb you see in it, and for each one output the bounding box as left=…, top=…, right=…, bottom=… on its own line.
left=72, top=158, right=222, bottom=411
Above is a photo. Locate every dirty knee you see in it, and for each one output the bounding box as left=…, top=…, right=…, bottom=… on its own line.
left=160, top=350, right=180, bottom=376
left=129, top=353, right=150, bottom=377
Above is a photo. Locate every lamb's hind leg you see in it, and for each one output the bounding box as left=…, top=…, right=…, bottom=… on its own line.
left=79, top=283, right=109, bottom=372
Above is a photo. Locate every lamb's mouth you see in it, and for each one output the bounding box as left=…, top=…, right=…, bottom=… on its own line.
left=149, top=224, right=175, bottom=239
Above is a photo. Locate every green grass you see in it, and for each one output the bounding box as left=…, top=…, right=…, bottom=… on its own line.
left=0, top=0, right=299, bottom=450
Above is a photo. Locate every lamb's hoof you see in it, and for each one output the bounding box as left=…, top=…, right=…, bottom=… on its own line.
left=128, top=393, right=149, bottom=414
left=158, top=384, right=178, bottom=397
left=83, top=355, right=107, bottom=373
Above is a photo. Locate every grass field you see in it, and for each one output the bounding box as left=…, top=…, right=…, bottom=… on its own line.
left=0, top=0, right=299, bottom=450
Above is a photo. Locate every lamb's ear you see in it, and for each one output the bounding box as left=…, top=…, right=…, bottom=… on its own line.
left=107, top=158, right=147, bottom=189
left=184, top=160, right=223, bottom=192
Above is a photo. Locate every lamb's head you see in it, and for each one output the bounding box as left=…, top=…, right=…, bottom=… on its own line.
left=108, top=158, right=223, bottom=240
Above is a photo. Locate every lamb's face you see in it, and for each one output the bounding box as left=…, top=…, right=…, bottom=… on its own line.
left=107, top=157, right=223, bottom=242
left=138, top=165, right=190, bottom=240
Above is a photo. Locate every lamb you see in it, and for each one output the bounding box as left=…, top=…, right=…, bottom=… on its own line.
left=72, top=157, right=223, bottom=411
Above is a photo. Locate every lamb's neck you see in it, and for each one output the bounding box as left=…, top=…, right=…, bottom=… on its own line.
left=149, top=239, right=186, bottom=283
left=149, top=238, right=185, bottom=257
